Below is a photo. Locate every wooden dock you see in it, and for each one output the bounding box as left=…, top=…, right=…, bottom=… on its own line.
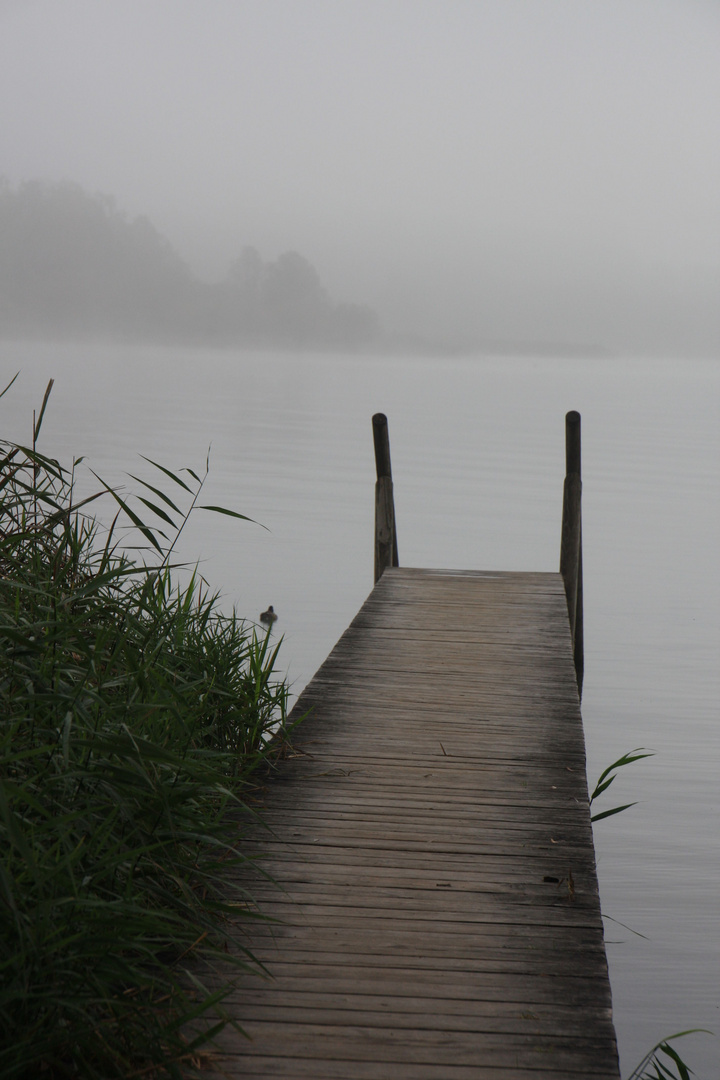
left=212, top=564, right=619, bottom=1078
left=207, top=413, right=618, bottom=1078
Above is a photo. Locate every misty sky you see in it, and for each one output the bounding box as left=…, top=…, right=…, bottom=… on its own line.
left=1, top=0, right=719, bottom=353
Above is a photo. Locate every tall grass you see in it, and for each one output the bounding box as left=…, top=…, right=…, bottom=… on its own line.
left=0, top=380, right=289, bottom=1078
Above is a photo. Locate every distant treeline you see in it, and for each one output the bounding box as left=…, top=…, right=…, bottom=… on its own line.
left=0, top=179, right=380, bottom=348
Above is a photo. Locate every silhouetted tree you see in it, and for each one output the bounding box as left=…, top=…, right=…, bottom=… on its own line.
left=0, top=180, right=197, bottom=339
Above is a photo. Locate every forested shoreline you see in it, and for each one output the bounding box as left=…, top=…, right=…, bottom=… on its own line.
left=0, top=179, right=381, bottom=349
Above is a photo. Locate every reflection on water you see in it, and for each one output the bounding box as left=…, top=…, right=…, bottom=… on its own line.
left=2, top=342, right=719, bottom=1075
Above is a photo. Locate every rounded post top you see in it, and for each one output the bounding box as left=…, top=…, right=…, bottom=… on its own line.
left=565, top=410, right=581, bottom=477
left=372, top=413, right=393, bottom=479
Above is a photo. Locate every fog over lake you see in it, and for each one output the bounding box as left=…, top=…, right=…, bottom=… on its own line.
left=1, top=0, right=719, bottom=1074
left=1, top=0, right=719, bottom=356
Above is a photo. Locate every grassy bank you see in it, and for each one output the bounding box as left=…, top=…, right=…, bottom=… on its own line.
left=0, top=381, right=288, bottom=1078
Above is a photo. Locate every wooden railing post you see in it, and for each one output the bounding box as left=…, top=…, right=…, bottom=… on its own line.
left=372, top=413, right=399, bottom=583
left=560, top=410, right=584, bottom=695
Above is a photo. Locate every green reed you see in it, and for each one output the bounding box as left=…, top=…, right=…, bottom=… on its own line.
left=626, top=1029, right=713, bottom=1080
left=0, top=380, right=288, bottom=1078
left=590, top=747, right=654, bottom=823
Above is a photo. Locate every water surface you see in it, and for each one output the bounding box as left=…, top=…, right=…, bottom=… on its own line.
left=2, top=342, right=718, bottom=1076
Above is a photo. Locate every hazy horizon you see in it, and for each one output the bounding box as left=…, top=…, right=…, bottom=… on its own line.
left=1, top=0, right=719, bottom=356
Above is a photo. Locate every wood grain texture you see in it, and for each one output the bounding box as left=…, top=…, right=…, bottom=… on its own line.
left=210, top=568, right=619, bottom=1078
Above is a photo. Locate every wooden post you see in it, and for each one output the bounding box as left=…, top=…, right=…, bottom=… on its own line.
left=372, top=413, right=399, bottom=583
left=560, top=410, right=584, bottom=695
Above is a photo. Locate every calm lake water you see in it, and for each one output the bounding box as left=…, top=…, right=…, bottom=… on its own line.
left=3, top=341, right=719, bottom=1077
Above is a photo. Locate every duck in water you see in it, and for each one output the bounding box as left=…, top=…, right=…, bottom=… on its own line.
left=260, top=605, right=278, bottom=627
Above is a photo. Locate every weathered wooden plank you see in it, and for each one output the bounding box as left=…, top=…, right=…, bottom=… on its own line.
left=215, top=1059, right=619, bottom=1080
left=209, top=568, right=619, bottom=1078
left=233, top=999, right=613, bottom=1037
left=226, top=973, right=613, bottom=1004
left=217, top=1022, right=615, bottom=1072
left=239, top=843, right=600, bottom=874
left=246, top=831, right=593, bottom=853
left=226, top=946, right=612, bottom=978
left=243, top=807, right=592, bottom=832
left=232, top=890, right=605, bottom=927
left=244, top=922, right=607, bottom=952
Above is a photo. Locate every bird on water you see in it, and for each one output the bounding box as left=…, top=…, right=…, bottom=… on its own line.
left=260, top=605, right=278, bottom=627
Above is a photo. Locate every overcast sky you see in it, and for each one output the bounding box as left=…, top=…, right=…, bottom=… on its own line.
left=1, top=0, right=718, bottom=353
